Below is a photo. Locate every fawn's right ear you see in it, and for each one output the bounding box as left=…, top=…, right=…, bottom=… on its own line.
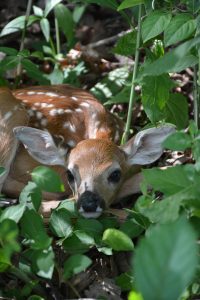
left=13, top=126, right=66, bottom=166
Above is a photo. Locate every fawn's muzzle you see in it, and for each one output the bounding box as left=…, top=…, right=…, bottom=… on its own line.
left=77, top=191, right=105, bottom=218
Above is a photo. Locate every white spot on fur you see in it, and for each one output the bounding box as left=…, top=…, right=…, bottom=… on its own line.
left=22, top=100, right=28, bottom=103
left=57, top=108, right=65, bottom=115
left=46, top=92, right=58, bottom=97
left=27, top=91, right=36, bottom=95
left=41, top=118, right=48, bottom=127
left=71, top=96, right=78, bottom=101
left=65, top=109, right=73, bottom=113
left=80, top=102, right=90, bottom=108
left=28, top=109, right=34, bottom=117
left=34, top=102, right=40, bottom=107
left=17, top=92, right=24, bottom=95
left=37, top=92, right=45, bottom=95
left=36, top=111, right=43, bottom=119
left=92, top=113, right=97, bottom=120
left=49, top=109, right=58, bottom=116
left=63, top=122, right=76, bottom=132
left=60, top=95, right=66, bottom=98
left=47, top=104, right=54, bottom=108
left=75, top=108, right=82, bottom=113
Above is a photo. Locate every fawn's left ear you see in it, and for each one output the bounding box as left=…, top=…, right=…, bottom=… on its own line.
left=13, top=126, right=66, bottom=166
left=121, top=125, right=175, bottom=165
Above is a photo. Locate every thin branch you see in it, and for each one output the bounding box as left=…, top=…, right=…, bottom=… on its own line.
left=121, top=5, right=142, bottom=144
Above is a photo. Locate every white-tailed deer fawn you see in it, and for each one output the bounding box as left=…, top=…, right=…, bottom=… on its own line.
left=0, top=85, right=174, bottom=218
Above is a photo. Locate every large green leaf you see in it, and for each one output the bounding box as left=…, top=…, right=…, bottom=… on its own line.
left=44, top=0, right=62, bottom=17
left=63, top=254, right=92, bottom=279
left=141, top=74, right=172, bottom=124
left=54, top=4, right=75, bottom=46
left=141, top=36, right=200, bottom=76
left=0, top=16, right=39, bottom=37
left=31, top=166, right=64, bottom=193
left=0, top=203, right=26, bottom=223
left=20, top=209, right=52, bottom=250
left=164, top=14, right=196, bottom=46
left=165, top=93, right=188, bottom=129
left=134, top=217, right=198, bottom=300
left=113, top=30, right=137, bottom=56
left=19, top=181, right=42, bottom=211
left=102, top=228, right=134, bottom=251
left=50, top=209, right=73, bottom=238
left=142, top=10, right=171, bottom=43
left=163, top=131, right=192, bottom=151
left=118, top=0, right=144, bottom=10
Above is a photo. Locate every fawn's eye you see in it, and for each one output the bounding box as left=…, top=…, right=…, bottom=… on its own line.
left=108, top=169, right=121, bottom=183
left=67, top=170, right=75, bottom=183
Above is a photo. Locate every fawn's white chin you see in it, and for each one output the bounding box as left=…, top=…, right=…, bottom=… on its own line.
left=79, top=206, right=103, bottom=218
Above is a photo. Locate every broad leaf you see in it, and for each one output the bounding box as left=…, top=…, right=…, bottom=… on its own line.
left=20, top=209, right=52, bottom=250
left=0, top=16, right=39, bottom=37
left=165, top=93, right=188, bottom=129
left=141, top=36, right=200, bottom=76
left=50, top=209, right=73, bottom=238
left=141, top=74, right=172, bottom=124
left=54, top=4, right=75, bottom=46
left=33, top=5, right=44, bottom=17
left=19, top=181, right=42, bottom=211
left=118, top=0, right=144, bottom=10
left=102, top=228, right=134, bottom=251
left=0, top=203, right=26, bottom=223
left=63, top=254, right=92, bottom=279
left=31, top=166, right=64, bottom=193
left=163, top=131, right=192, bottom=151
left=40, top=18, right=50, bottom=42
left=134, top=217, right=198, bottom=300
left=44, top=0, right=62, bottom=17
left=113, top=31, right=137, bottom=56
left=63, top=234, right=90, bottom=253
left=22, top=59, right=50, bottom=85
left=142, top=11, right=171, bottom=43
left=0, top=47, right=18, bottom=55
left=164, top=14, right=196, bottom=46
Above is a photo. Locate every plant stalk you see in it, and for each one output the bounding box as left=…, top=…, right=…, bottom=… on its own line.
left=54, top=16, right=61, bottom=54
left=15, top=0, right=33, bottom=87
left=121, top=4, right=142, bottom=144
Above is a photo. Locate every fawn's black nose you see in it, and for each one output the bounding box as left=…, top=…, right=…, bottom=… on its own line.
left=77, top=191, right=105, bottom=218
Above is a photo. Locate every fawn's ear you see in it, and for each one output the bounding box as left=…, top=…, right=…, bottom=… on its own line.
left=121, top=125, right=175, bottom=165
left=13, top=126, right=66, bottom=166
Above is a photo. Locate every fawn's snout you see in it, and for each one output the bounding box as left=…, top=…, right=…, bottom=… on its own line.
left=77, top=191, right=105, bottom=218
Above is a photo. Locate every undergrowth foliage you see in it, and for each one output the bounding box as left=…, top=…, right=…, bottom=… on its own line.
left=0, top=0, right=200, bottom=299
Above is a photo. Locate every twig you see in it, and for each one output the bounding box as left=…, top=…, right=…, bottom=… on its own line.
left=14, top=0, right=33, bottom=88
left=121, top=5, right=142, bottom=144
left=54, top=16, right=61, bottom=54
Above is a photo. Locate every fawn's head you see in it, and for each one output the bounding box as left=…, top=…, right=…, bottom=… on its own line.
left=14, top=125, right=174, bottom=218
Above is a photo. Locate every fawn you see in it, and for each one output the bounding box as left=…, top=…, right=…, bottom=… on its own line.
left=0, top=85, right=174, bottom=218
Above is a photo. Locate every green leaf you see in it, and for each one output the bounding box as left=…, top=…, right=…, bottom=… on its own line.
left=40, top=18, right=50, bottom=42
left=0, top=203, right=26, bottom=223
left=63, top=234, right=90, bottom=253
left=102, top=228, right=134, bottom=251
left=141, top=74, right=172, bottom=124
left=31, top=166, right=64, bottom=193
left=163, top=132, right=192, bottom=151
left=134, top=217, right=198, bottom=300
left=33, top=5, right=44, bottom=17
left=22, top=59, right=50, bottom=85
left=113, top=31, right=137, bottom=56
left=26, top=247, right=54, bottom=279
left=142, top=11, right=172, bottom=43
left=83, top=0, right=118, bottom=9
left=19, top=181, right=42, bottom=211
left=118, top=0, right=144, bottom=11
left=50, top=209, right=73, bottom=238
left=120, top=218, right=143, bottom=239
left=0, top=16, right=39, bottom=37
left=128, top=291, right=143, bottom=300
left=20, top=209, right=52, bottom=250
left=75, top=218, right=103, bottom=238
left=63, top=254, right=92, bottom=279
left=165, top=93, right=188, bottom=129
left=164, top=14, right=196, bottom=47
left=74, top=230, right=95, bottom=246
left=115, top=272, right=134, bottom=291
left=141, top=36, right=200, bottom=76
left=143, top=165, right=192, bottom=196
left=54, top=4, right=75, bottom=46
left=44, top=0, right=63, bottom=17
left=0, top=47, right=18, bottom=55
left=0, top=56, right=19, bottom=73
left=45, top=66, right=64, bottom=84
left=73, top=5, right=86, bottom=23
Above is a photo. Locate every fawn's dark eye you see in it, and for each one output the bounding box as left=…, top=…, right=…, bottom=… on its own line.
left=67, top=170, right=75, bottom=183
left=108, top=169, right=121, bottom=183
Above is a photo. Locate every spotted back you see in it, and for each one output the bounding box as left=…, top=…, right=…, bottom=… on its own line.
left=13, top=85, right=124, bottom=151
